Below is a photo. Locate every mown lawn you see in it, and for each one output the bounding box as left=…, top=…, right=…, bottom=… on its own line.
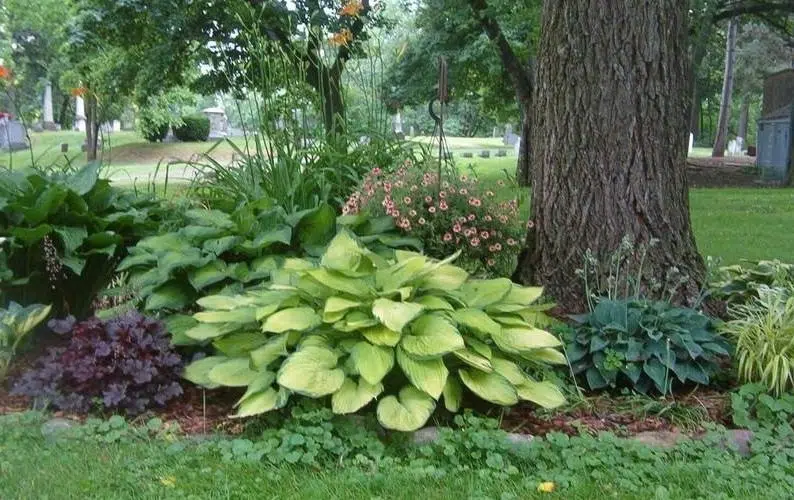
left=2, top=416, right=792, bottom=500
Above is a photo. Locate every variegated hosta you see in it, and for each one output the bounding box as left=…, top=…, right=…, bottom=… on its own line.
left=180, top=231, right=567, bottom=431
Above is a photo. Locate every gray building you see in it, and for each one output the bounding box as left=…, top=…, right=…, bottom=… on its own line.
left=757, top=69, right=794, bottom=181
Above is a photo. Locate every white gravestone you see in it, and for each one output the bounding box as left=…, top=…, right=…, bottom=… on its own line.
left=74, top=96, right=86, bottom=132
left=514, top=137, right=522, bottom=157
left=42, top=82, right=56, bottom=130
left=727, top=139, right=740, bottom=156
left=688, top=133, right=693, bottom=155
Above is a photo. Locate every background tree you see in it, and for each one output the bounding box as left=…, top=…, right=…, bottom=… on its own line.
left=712, top=17, right=739, bottom=157
left=515, top=0, right=705, bottom=311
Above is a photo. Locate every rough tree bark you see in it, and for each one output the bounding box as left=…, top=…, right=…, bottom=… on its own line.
left=513, top=0, right=707, bottom=313
left=85, top=91, right=99, bottom=162
left=712, top=18, right=739, bottom=157
left=468, top=0, right=533, bottom=186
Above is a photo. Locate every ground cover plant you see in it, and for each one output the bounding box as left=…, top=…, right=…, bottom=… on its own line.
left=0, top=302, right=51, bottom=381
left=12, top=312, right=183, bottom=414
left=181, top=231, right=567, bottom=430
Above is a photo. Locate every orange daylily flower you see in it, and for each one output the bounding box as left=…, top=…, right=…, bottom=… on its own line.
left=0, top=66, right=11, bottom=80
left=339, top=0, right=363, bottom=17
left=71, top=87, right=87, bottom=97
left=329, top=28, right=354, bottom=47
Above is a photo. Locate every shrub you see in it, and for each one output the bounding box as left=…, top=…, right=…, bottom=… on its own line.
left=566, top=298, right=730, bottom=394
left=116, top=203, right=421, bottom=320
left=139, top=114, right=169, bottom=142
left=711, top=260, right=794, bottom=306
left=721, top=287, right=794, bottom=396
left=181, top=231, right=567, bottom=431
left=343, top=161, right=525, bottom=277
left=731, top=383, right=794, bottom=433
left=0, top=302, right=51, bottom=380
left=12, top=312, right=183, bottom=415
left=173, top=114, right=210, bottom=142
left=0, top=162, right=168, bottom=317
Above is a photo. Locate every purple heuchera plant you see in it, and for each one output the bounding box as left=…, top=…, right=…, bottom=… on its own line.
left=13, top=312, right=183, bottom=415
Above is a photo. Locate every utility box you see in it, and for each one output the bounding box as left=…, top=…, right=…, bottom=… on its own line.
left=757, top=104, right=792, bottom=181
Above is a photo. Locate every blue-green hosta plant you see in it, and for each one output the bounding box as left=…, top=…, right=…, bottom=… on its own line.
left=567, top=299, right=730, bottom=395
left=180, top=232, right=567, bottom=431
left=0, top=302, right=51, bottom=380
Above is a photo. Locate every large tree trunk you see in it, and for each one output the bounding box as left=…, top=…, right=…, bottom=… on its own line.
left=85, top=92, right=99, bottom=162
left=737, top=94, right=750, bottom=141
left=712, top=18, right=739, bottom=157
left=513, top=0, right=706, bottom=313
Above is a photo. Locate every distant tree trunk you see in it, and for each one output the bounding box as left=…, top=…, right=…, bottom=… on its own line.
left=689, top=84, right=700, bottom=140
left=467, top=0, right=533, bottom=186
left=712, top=18, right=739, bottom=157
left=513, top=0, right=706, bottom=312
left=737, top=94, right=750, bottom=140
left=85, top=92, right=99, bottom=162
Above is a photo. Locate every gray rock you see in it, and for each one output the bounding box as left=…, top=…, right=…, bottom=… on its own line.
left=505, top=432, right=533, bottom=445
left=714, top=429, right=753, bottom=456
left=632, top=431, right=688, bottom=449
left=412, top=426, right=441, bottom=444
left=41, top=418, right=76, bottom=437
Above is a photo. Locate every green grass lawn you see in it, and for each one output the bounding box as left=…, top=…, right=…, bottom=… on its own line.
left=2, top=413, right=793, bottom=500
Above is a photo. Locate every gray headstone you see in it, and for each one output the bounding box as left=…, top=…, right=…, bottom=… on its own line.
left=42, top=82, right=56, bottom=130
left=0, top=119, right=29, bottom=151
left=202, top=107, right=229, bottom=139
left=41, top=418, right=76, bottom=438
left=496, top=149, right=507, bottom=157
left=479, top=150, right=490, bottom=158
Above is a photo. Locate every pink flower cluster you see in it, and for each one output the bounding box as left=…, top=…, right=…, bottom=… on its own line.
left=343, top=160, right=526, bottom=276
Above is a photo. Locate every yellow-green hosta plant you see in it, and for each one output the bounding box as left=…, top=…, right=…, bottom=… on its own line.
left=181, top=231, right=567, bottom=431
left=0, top=302, right=51, bottom=381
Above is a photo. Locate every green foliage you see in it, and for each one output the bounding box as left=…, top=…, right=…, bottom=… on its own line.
left=721, top=287, right=794, bottom=395
left=183, top=231, right=567, bottom=431
left=173, top=114, right=210, bottom=142
left=731, top=383, right=794, bottom=435
left=139, top=115, right=169, bottom=142
left=0, top=302, right=50, bottom=380
left=566, top=299, right=730, bottom=394
left=138, top=87, right=197, bottom=142
left=117, top=204, right=420, bottom=317
left=710, top=260, right=794, bottom=306
left=0, top=163, right=168, bottom=316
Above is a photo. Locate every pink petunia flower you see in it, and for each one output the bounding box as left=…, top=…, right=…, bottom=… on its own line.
left=470, top=237, right=480, bottom=247
left=424, top=196, right=432, bottom=203
left=443, top=233, right=453, bottom=242
left=480, top=231, right=489, bottom=239
left=453, top=224, right=462, bottom=233
left=467, top=214, right=476, bottom=221
left=428, top=206, right=437, bottom=214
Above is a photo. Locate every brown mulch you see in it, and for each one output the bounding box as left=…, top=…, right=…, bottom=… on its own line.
left=500, top=390, right=731, bottom=437
left=686, top=156, right=763, bottom=188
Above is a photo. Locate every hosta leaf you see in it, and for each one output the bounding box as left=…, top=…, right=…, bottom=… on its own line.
left=350, top=342, right=394, bottom=385
left=492, top=314, right=530, bottom=327
left=457, top=278, right=512, bottom=308
left=164, top=314, right=199, bottom=345
left=372, top=298, right=424, bottom=333
left=248, top=256, right=279, bottom=281
left=491, top=327, right=562, bottom=353
left=277, top=346, right=345, bottom=397
left=53, top=226, right=87, bottom=254
left=335, top=311, right=378, bottom=331
left=145, top=282, right=194, bottom=311
left=139, top=232, right=192, bottom=254
left=185, top=322, right=240, bottom=341
left=308, top=268, right=371, bottom=297
left=377, top=386, right=436, bottom=432
left=321, top=230, right=362, bottom=273
left=459, top=368, right=518, bottom=406
left=376, top=256, right=427, bottom=291
left=226, top=262, right=250, bottom=282
left=515, top=380, right=566, bottom=408
left=420, top=264, right=469, bottom=290
left=453, top=349, right=493, bottom=372
left=443, top=376, right=463, bottom=412
left=204, top=236, right=243, bottom=256
left=415, top=295, right=454, bottom=311
left=182, top=356, right=227, bottom=388
left=262, top=307, right=320, bottom=333
left=491, top=357, right=528, bottom=385
left=452, top=309, right=501, bottom=337
left=10, top=225, right=52, bottom=245
left=502, top=285, right=544, bottom=305
left=295, top=203, right=337, bottom=254
left=181, top=225, right=226, bottom=243
left=252, top=226, right=292, bottom=249
left=236, top=371, right=277, bottom=407
left=396, top=347, right=447, bottom=399
left=401, top=314, right=464, bottom=358
left=213, top=332, right=267, bottom=357
left=464, top=336, right=493, bottom=359
left=323, top=297, right=362, bottom=322
left=184, top=208, right=235, bottom=229
left=362, top=324, right=402, bottom=347
left=208, top=358, right=259, bottom=387
left=196, top=294, right=255, bottom=311
left=65, top=161, right=100, bottom=195
left=250, top=333, right=289, bottom=369
left=332, top=378, right=384, bottom=414
left=521, top=347, right=567, bottom=365
left=644, top=358, right=669, bottom=393
left=158, top=249, right=208, bottom=276
left=193, top=307, right=257, bottom=324
left=234, top=389, right=280, bottom=418
left=61, top=255, right=85, bottom=275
